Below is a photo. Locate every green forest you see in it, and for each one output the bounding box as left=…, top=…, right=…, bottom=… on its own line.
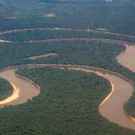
left=0, top=68, right=131, bottom=135
left=0, top=0, right=134, bottom=134
left=0, top=78, right=12, bottom=100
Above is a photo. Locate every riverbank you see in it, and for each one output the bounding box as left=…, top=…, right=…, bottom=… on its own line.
left=117, top=45, right=135, bottom=72
left=0, top=63, right=134, bottom=130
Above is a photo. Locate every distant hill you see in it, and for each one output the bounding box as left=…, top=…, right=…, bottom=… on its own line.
left=0, top=0, right=41, bottom=9
left=0, top=2, right=16, bottom=18
left=0, top=0, right=135, bottom=9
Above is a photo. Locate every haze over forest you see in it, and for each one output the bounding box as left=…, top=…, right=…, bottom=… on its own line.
left=0, top=0, right=135, bottom=135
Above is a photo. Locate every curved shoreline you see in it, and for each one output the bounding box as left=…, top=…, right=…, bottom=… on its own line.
left=0, top=28, right=134, bottom=130
left=0, top=27, right=135, bottom=40
left=0, top=64, right=135, bottom=130
left=117, top=45, right=135, bottom=72
left=0, top=27, right=135, bottom=43
left=0, top=69, right=40, bottom=106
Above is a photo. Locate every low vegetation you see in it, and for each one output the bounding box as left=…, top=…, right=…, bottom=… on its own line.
left=0, top=68, right=131, bottom=135
left=0, top=0, right=135, bottom=134
left=1, top=28, right=135, bottom=42
left=0, top=23, right=134, bottom=133
left=0, top=39, right=134, bottom=117
left=0, top=78, right=12, bottom=100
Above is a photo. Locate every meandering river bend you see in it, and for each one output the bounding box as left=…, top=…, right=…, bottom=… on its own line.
left=0, top=29, right=134, bottom=130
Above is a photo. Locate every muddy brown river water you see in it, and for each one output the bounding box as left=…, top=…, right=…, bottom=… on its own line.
left=0, top=69, right=40, bottom=106
left=117, top=45, right=135, bottom=72
left=0, top=44, right=134, bottom=130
